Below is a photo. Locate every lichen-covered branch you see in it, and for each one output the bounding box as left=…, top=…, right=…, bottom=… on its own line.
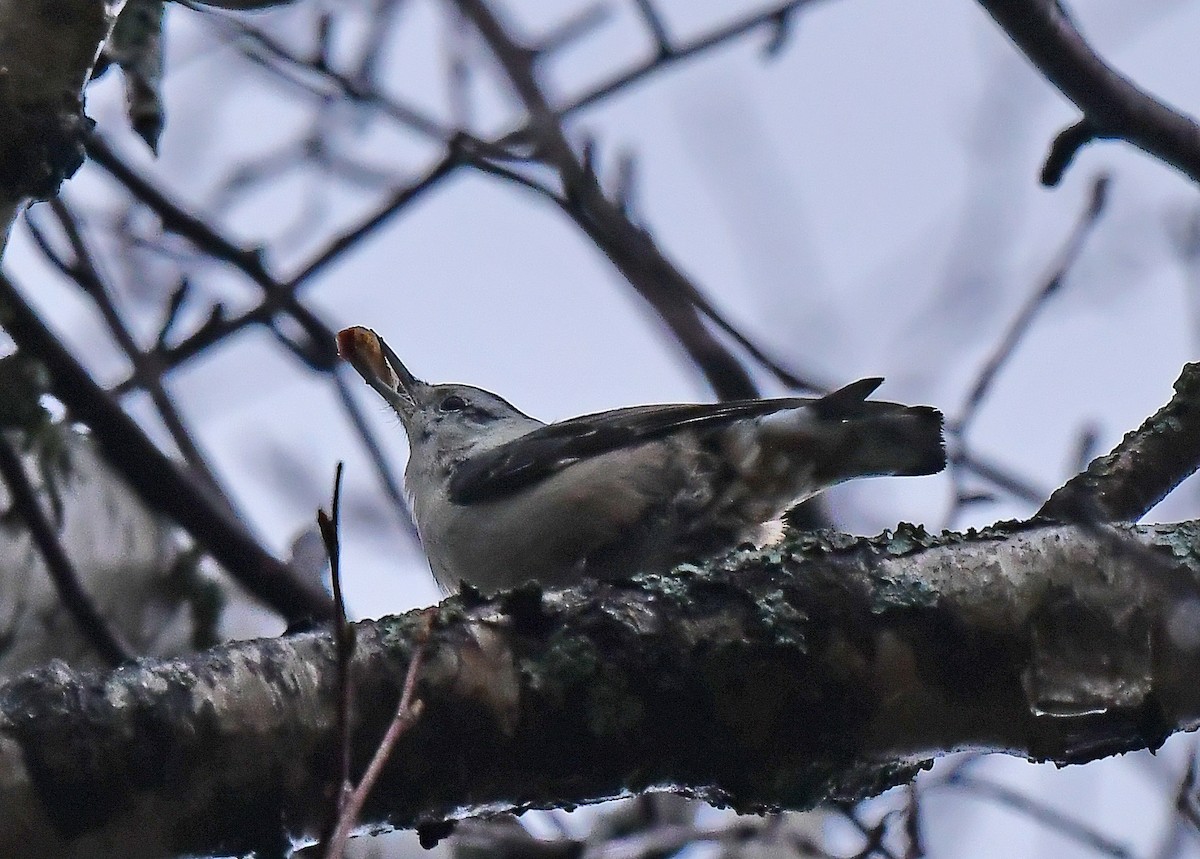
left=0, top=0, right=120, bottom=250
left=3, top=520, right=1200, bottom=859
left=1040, top=363, right=1200, bottom=522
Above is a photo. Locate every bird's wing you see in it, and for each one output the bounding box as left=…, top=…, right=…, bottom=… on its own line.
left=447, top=378, right=884, bottom=504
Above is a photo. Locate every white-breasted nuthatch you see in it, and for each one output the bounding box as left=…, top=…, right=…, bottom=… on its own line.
left=338, top=327, right=945, bottom=594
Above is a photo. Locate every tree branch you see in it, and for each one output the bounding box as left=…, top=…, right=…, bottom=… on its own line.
left=0, top=271, right=334, bottom=624
left=0, top=0, right=120, bottom=249
left=454, top=0, right=763, bottom=400
left=2, top=519, right=1199, bottom=858
left=976, top=0, right=1200, bottom=186
left=1040, top=363, right=1200, bottom=522
left=84, top=132, right=339, bottom=374
left=0, top=433, right=133, bottom=667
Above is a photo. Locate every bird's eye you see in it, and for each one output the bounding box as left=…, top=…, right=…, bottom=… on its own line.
left=440, top=394, right=468, bottom=412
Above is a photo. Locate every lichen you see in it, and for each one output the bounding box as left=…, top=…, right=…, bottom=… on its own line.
left=879, top=522, right=939, bottom=556
left=584, top=674, right=644, bottom=738
left=867, top=575, right=940, bottom=614
left=750, top=590, right=809, bottom=651
left=1148, top=520, right=1200, bottom=562
left=775, top=530, right=861, bottom=565
left=524, top=632, right=601, bottom=707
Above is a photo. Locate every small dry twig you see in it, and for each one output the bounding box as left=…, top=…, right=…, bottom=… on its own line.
left=316, top=462, right=354, bottom=850
left=321, top=620, right=429, bottom=858
left=313, top=459, right=432, bottom=858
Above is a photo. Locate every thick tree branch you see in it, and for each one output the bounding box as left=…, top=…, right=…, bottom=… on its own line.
left=1041, top=363, right=1200, bottom=522
left=976, top=0, right=1200, bottom=186
left=0, top=0, right=119, bottom=249
left=3, top=519, right=1200, bottom=858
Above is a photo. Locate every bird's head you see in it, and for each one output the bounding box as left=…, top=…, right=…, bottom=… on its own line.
left=337, top=327, right=537, bottom=466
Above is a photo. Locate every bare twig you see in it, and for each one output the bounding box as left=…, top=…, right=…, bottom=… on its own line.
left=553, top=0, right=827, bottom=120
left=944, top=175, right=1109, bottom=526
left=317, top=462, right=354, bottom=849
left=0, top=271, right=334, bottom=623
left=950, top=448, right=1047, bottom=507
left=350, top=0, right=409, bottom=92
left=110, top=152, right=462, bottom=395
left=321, top=614, right=430, bottom=859
left=833, top=803, right=900, bottom=859
left=85, top=132, right=339, bottom=373
left=211, top=10, right=449, bottom=143
left=530, top=3, right=611, bottom=55
left=632, top=0, right=672, bottom=59
left=1172, top=746, right=1200, bottom=837
left=0, top=432, right=133, bottom=666
left=582, top=819, right=777, bottom=859
left=902, top=784, right=923, bottom=859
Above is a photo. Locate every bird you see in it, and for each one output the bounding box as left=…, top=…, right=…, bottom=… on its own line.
left=338, top=326, right=945, bottom=594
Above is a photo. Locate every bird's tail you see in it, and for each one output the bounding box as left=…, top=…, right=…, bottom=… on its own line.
left=806, top=379, right=946, bottom=483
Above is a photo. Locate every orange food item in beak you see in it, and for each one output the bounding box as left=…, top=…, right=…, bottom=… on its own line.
left=337, top=326, right=397, bottom=389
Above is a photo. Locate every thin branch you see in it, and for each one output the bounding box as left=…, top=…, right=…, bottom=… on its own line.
left=322, top=617, right=429, bottom=859
left=0, top=432, right=133, bottom=667
left=582, top=819, right=780, bottom=859
left=555, top=191, right=823, bottom=393
left=109, top=152, right=462, bottom=395
left=553, top=0, right=827, bottom=121
left=954, top=173, right=1109, bottom=437
left=317, top=462, right=353, bottom=850
left=211, top=10, right=450, bottom=143
left=1170, top=746, right=1200, bottom=845
left=950, top=447, right=1047, bottom=506
left=1041, top=119, right=1097, bottom=187
left=85, top=132, right=339, bottom=373
left=465, top=151, right=567, bottom=202
left=349, top=0, right=409, bottom=92
left=0, top=270, right=334, bottom=623
left=937, top=771, right=1133, bottom=859
left=287, top=149, right=461, bottom=289
left=443, top=4, right=475, bottom=130
left=632, top=0, right=672, bottom=59
left=834, top=803, right=900, bottom=859
left=902, top=784, right=923, bottom=859
left=977, top=0, right=1200, bottom=186
left=530, top=2, right=611, bottom=55
left=33, top=199, right=233, bottom=508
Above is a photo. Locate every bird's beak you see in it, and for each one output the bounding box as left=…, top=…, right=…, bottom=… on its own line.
left=336, top=326, right=427, bottom=418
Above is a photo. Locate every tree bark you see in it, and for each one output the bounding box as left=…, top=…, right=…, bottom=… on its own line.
left=1, top=519, right=1198, bottom=858
left=0, top=0, right=120, bottom=250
